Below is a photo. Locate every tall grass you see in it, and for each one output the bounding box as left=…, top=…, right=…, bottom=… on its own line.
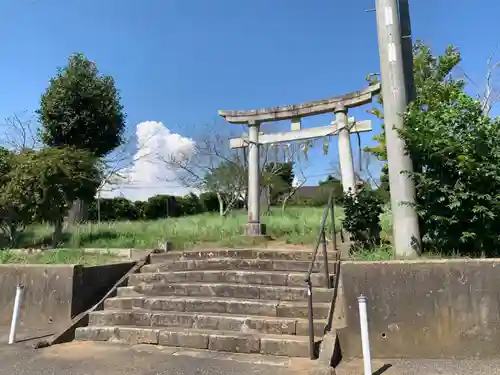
left=17, top=207, right=353, bottom=249
left=16, top=206, right=396, bottom=253
left=0, top=249, right=117, bottom=265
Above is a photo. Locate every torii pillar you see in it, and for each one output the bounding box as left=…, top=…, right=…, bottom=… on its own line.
left=335, top=105, right=356, bottom=193
left=246, top=120, right=265, bottom=236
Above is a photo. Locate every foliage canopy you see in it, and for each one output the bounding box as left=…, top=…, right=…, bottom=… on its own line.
left=367, top=41, right=500, bottom=256
left=0, top=147, right=101, bottom=245
left=38, top=53, right=126, bottom=157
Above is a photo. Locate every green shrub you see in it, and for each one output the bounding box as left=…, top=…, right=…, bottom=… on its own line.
left=342, top=187, right=383, bottom=250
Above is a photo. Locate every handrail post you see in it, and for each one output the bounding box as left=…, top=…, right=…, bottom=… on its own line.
left=304, top=189, right=337, bottom=360
left=321, top=230, right=330, bottom=288
left=306, top=279, right=315, bottom=359
left=330, top=197, right=337, bottom=252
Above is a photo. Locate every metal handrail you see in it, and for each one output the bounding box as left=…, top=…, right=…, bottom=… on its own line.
left=305, top=190, right=337, bottom=360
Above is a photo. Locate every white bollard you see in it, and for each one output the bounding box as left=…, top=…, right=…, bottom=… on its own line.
left=8, top=284, right=24, bottom=344
left=358, top=295, right=372, bottom=375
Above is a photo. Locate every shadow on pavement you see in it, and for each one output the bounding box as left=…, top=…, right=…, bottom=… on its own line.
left=0, top=326, right=54, bottom=347
left=373, top=363, right=392, bottom=374
left=16, top=333, right=53, bottom=344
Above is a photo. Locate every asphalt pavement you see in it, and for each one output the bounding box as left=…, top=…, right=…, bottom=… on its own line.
left=0, top=338, right=499, bottom=374
left=0, top=341, right=313, bottom=375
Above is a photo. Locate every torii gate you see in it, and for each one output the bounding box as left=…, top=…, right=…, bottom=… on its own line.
left=219, top=83, right=381, bottom=236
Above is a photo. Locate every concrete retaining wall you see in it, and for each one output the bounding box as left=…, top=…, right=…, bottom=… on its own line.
left=337, top=259, right=500, bottom=359
left=72, top=263, right=135, bottom=317
left=0, top=262, right=134, bottom=330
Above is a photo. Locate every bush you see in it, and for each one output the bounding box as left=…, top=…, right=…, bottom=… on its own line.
left=1, top=147, right=100, bottom=246
left=134, top=201, right=147, bottom=220
left=89, top=197, right=139, bottom=221
left=87, top=193, right=208, bottom=222
left=145, top=195, right=177, bottom=219
left=342, top=187, right=383, bottom=250
left=0, top=148, right=24, bottom=246
left=177, top=193, right=203, bottom=216
left=402, top=91, right=500, bottom=257
left=289, top=185, right=344, bottom=207
left=200, top=192, right=219, bottom=213
left=364, top=43, right=500, bottom=257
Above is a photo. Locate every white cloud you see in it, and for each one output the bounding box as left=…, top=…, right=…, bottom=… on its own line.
left=100, top=121, right=198, bottom=201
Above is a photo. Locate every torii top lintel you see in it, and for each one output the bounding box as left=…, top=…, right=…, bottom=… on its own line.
left=219, top=82, right=381, bottom=124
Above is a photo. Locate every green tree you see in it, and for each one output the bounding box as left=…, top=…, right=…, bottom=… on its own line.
left=0, top=148, right=25, bottom=246
left=205, top=159, right=246, bottom=216
left=263, top=162, right=294, bottom=205
left=38, top=53, right=125, bottom=155
left=367, top=41, right=500, bottom=255
left=342, top=186, right=383, bottom=250
left=134, top=200, right=147, bottom=220
left=314, top=174, right=344, bottom=206
left=145, top=195, right=177, bottom=219
left=366, top=42, right=461, bottom=162
left=401, top=73, right=500, bottom=256
left=200, top=192, right=219, bottom=213
left=365, top=43, right=461, bottom=200
left=1, top=148, right=100, bottom=245
left=89, top=197, right=139, bottom=222
left=177, top=193, right=203, bottom=216
left=37, top=53, right=126, bottom=223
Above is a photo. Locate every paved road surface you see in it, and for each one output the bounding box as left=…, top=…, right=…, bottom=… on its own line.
left=337, top=358, right=500, bottom=375
left=0, top=341, right=312, bottom=375
left=0, top=340, right=500, bottom=374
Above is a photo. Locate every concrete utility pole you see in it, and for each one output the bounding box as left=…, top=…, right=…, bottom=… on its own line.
left=375, top=0, right=421, bottom=257
left=399, top=0, right=416, bottom=101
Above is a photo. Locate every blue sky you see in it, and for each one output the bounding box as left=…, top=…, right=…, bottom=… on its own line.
left=0, top=0, right=498, bottom=200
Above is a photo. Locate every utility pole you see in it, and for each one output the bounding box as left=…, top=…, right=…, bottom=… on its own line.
left=375, top=0, right=421, bottom=257
left=399, top=0, right=416, bottom=101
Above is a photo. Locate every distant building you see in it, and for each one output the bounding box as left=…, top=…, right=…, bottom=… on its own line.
left=293, top=186, right=322, bottom=200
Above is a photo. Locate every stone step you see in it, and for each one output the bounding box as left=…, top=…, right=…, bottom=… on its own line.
left=129, top=270, right=331, bottom=288
left=117, top=282, right=334, bottom=302
left=104, top=296, right=330, bottom=319
left=151, top=249, right=340, bottom=262
left=89, top=310, right=327, bottom=337
left=75, top=325, right=312, bottom=357
left=141, top=258, right=338, bottom=274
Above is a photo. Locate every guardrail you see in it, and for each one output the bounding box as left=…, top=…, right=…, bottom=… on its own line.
left=304, top=191, right=337, bottom=359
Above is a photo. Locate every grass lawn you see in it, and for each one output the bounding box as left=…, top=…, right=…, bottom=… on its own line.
left=0, top=249, right=120, bottom=265
left=15, top=206, right=394, bottom=254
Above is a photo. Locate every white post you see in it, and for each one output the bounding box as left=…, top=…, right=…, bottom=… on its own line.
left=9, top=284, right=24, bottom=344
left=335, top=107, right=356, bottom=193
left=357, top=295, right=372, bottom=375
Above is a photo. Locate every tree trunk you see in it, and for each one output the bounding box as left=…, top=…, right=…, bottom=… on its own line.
left=216, top=192, right=225, bottom=217
left=281, top=195, right=291, bottom=212
left=64, top=199, right=88, bottom=227
left=260, top=186, right=270, bottom=214
left=243, top=190, right=248, bottom=209
left=52, top=220, right=63, bottom=248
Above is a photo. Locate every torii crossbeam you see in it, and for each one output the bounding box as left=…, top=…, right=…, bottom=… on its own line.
left=229, top=118, right=372, bottom=149
left=218, top=83, right=381, bottom=236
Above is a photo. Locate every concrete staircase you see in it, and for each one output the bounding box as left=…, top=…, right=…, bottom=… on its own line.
left=75, top=248, right=339, bottom=358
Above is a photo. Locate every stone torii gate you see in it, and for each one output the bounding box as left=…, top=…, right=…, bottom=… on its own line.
left=219, top=83, right=381, bottom=236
